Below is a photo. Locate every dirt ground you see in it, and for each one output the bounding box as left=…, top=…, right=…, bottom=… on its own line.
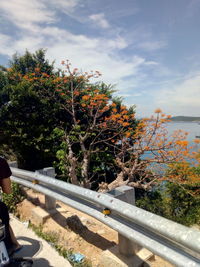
left=16, top=188, right=174, bottom=267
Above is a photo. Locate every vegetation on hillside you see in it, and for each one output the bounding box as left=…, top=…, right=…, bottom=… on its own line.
left=137, top=160, right=200, bottom=226
left=171, top=116, right=200, bottom=122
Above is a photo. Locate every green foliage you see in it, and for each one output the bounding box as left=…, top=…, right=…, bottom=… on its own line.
left=0, top=49, right=137, bottom=188
left=52, top=77, right=134, bottom=187
left=2, top=182, right=24, bottom=213
left=136, top=181, right=200, bottom=226
left=166, top=182, right=200, bottom=225
left=10, top=49, right=55, bottom=75
left=0, top=50, right=65, bottom=170
left=192, top=165, right=200, bottom=175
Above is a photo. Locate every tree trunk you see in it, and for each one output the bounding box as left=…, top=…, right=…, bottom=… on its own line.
left=66, top=137, right=79, bottom=185
left=107, top=171, right=128, bottom=190
left=81, top=152, right=91, bottom=188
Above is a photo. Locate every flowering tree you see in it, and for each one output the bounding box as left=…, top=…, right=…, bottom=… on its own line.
left=166, top=139, right=200, bottom=196
left=0, top=50, right=63, bottom=170
left=54, top=60, right=137, bottom=188
left=104, top=110, right=195, bottom=191
left=55, top=61, right=195, bottom=190
left=0, top=50, right=197, bottom=191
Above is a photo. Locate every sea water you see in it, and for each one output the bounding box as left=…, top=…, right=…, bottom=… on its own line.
left=144, top=121, right=200, bottom=175
left=165, top=121, right=200, bottom=142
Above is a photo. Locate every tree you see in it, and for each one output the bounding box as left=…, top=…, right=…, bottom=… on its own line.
left=100, top=109, right=196, bottom=191
left=136, top=181, right=200, bottom=226
left=0, top=51, right=197, bottom=192
left=0, top=50, right=64, bottom=170
left=53, top=61, right=137, bottom=188
left=54, top=61, right=194, bottom=190
left=9, top=49, right=54, bottom=75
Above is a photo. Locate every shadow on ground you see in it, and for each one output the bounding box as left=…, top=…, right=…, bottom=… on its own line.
left=52, top=212, right=116, bottom=250
left=12, top=236, right=52, bottom=267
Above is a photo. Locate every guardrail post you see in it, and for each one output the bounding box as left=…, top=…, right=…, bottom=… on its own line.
left=36, top=167, right=56, bottom=211
left=8, top=161, right=18, bottom=168
left=107, top=185, right=141, bottom=256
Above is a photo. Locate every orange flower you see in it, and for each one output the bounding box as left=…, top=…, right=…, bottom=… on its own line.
left=123, top=115, right=129, bottom=120
left=74, top=91, right=80, bottom=96
left=154, top=108, right=162, bottom=113
left=121, top=110, right=128, bottom=115
left=125, top=132, right=131, bottom=138
left=176, top=140, right=188, bottom=146
left=122, top=122, right=130, bottom=127
left=82, top=95, right=90, bottom=101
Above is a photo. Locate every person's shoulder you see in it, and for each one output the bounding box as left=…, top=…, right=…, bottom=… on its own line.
left=0, top=156, right=12, bottom=178
left=0, top=157, right=9, bottom=168
left=0, top=156, right=7, bottom=163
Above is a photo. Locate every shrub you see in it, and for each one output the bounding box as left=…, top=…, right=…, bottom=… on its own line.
left=2, top=182, right=24, bottom=213
left=136, top=181, right=200, bottom=226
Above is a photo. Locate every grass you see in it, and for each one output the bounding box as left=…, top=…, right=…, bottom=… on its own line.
left=30, top=223, right=92, bottom=267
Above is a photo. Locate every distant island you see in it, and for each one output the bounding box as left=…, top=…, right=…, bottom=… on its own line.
left=171, top=116, right=200, bottom=122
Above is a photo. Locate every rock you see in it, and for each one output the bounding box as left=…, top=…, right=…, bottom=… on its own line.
left=66, top=215, right=86, bottom=232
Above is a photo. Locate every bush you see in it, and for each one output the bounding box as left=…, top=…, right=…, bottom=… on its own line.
left=2, top=182, right=24, bottom=213
left=136, top=181, right=200, bottom=226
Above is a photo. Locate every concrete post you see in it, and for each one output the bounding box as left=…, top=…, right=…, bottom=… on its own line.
left=8, top=161, right=18, bottom=168
left=107, top=185, right=141, bottom=256
left=36, top=167, right=56, bottom=211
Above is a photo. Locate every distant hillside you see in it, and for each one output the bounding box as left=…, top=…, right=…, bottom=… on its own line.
left=171, top=116, right=200, bottom=122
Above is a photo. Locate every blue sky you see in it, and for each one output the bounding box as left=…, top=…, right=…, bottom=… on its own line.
left=0, top=0, right=200, bottom=117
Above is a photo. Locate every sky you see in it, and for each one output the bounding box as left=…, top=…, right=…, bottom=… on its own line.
left=0, top=0, right=200, bottom=118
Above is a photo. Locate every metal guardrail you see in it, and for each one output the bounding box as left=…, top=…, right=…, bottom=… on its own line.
left=10, top=167, right=200, bottom=267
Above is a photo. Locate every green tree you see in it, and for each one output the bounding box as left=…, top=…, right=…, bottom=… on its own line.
left=53, top=63, right=137, bottom=188
left=0, top=50, right=63, bottom=170
left=10, top=49, right=54, bottom=75
left=137, top=181, right=200, bottom=226
left=0, top=51, right=195, bottom=193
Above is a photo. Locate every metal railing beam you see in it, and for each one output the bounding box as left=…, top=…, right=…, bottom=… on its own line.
left=11, top=175, right=200, bottom=267
left=11, top=167, right=200, bottom=255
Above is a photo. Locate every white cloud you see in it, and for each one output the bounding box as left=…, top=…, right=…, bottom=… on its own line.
left=49, top=0, right=79, bottom=9
left=0, top=34, right=13, bottom=55
left=106, top=37, right=128, bottom=49
left=155, top=72, right=200, bottom=115
left=0, top=0, right=174, bottom=119
left=46, top=0, right=80, bottom=17
left=0, top=0, right=55, bottom=29
left=144, top=61, right=159, bottom=66
left=138, top=40, right=167, bottom=51
left=0, top=0, right=147, bottom=88
left=0, top=22, right=149, bottom=88
left=43, top=30, right=146, bottom=85
left=89, top=13, right=110, bottom=29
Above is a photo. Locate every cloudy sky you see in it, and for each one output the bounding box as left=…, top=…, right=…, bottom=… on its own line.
left=0, top=0, right=200, bottom=117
